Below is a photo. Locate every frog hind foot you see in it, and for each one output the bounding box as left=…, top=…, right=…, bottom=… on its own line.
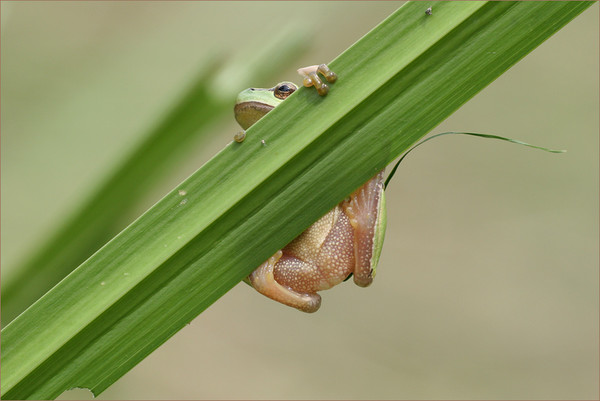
left=343, top=170, right=386, bottom=287
left=248, top=250, right=322, bottom=313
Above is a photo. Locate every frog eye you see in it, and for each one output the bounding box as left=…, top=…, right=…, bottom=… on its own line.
left=274, top=83, right=297, bottom=100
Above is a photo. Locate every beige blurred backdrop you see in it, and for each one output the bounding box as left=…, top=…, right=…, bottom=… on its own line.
left=1, top=2, right=598, bottom=400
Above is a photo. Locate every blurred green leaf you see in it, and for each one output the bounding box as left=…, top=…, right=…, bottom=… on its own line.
left=1, top=1, right=592, bottom=399
left=0, top=29, right=310, bottom=324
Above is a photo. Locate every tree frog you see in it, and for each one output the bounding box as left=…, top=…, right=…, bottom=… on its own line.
left=234, top=64, right=386, bottom=313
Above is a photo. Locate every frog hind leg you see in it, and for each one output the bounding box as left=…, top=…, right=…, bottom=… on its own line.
left=247, top=250, right=322, bottom=313
left=343, top=170, right=387, bottom=287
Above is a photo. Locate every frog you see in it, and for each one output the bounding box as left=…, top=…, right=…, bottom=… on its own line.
left=234, top=64, right=386, bottom=313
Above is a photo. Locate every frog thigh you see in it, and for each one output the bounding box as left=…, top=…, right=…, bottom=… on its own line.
left=248, top=250, right=322, bottom=313
left=342, top=170, right=387, bottom=287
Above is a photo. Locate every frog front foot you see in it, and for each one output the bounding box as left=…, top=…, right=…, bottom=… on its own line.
left=297, top=64, right=338, bottom=96
left=233, top=130, right=246, bottom=143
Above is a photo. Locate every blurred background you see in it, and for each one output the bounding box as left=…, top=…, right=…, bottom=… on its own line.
left=1, top=2, right=598, bottom=399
